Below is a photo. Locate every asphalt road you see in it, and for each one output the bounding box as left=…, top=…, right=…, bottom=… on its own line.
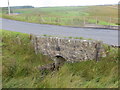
left=0, top=18, right=118, bottom=46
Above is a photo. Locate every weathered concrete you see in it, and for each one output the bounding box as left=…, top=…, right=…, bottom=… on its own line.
left=31, top=35, right=106, bottom=63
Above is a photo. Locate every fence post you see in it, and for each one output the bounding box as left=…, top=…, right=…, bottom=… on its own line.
left=95, top=43, right=101, bottom=62
left=40, top=16, right=45, bottom=22
left=96, top=17, right=98, bottom=25
left=34, top=37, right=39, bottom=54
left=16, top=36, right=21, bottom=45
left=83, top=17, right=86, bottom=25
left=109, top=17, right=112, bottom=28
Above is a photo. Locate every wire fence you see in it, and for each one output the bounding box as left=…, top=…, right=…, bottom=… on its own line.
left=4, top=14, right=118, bottom=27
left=38, top=16, right=118, bottom=27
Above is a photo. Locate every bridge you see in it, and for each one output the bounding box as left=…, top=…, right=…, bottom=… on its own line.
left=31, top=35, right=106, bottom=65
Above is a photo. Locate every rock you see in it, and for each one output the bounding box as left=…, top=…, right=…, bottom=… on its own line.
left=38, top=63, right=55, bottom=72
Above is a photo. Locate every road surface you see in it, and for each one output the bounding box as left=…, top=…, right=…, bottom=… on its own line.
left=0, top=18, right=119, bottom=46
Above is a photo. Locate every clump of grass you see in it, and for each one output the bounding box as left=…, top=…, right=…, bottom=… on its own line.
left=42, top=35, right=88, bottom=40
left=87, top=38, right=93, bottom=40
left=43, top=34, right=54, bottom=37
left=43, top=34, right=47, bottom=36
left=68, top=36, right=73, bottom=39
left=74, top=37, right=84, bottom=40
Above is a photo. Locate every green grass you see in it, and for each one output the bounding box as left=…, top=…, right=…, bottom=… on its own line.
left=0, top=30, right=2, bottom=89
left=42, top=34, right=93, bottom=40
left=2, top=30, right=53, bottom=88
left=2, top=30, right=119, bottom=88
left=1, top=5, right=118, bottom=27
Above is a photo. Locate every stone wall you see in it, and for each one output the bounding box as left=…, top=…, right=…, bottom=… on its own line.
left=31, top=35, right=105, bottom=62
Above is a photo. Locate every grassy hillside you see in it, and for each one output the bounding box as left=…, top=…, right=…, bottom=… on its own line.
left=1, top=5, right=118, bottom=27
left=2, top=30, right=119, bottom=88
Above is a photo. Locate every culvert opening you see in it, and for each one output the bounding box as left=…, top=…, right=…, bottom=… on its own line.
left=52, top=55, right=66, bottom=70
left=54, top=55, right=66, bottom=65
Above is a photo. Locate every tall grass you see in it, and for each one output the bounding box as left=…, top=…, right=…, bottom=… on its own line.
left=2, top=30, right=119, bottom=88
left=2, top=30, right=53, bottom=88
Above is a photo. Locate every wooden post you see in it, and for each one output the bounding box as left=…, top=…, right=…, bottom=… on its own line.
left=50, top=17, right=51, bottom=23
left=71, top=18, right=73, bottom=25
left=17, top=36, right=21, bottom=45
left=95, top=43, right=101, bottom=62
left=84, top=17, right=86, bottom=25
left=40, top=16, right=45, bottom=22
left=96, top=17, right=98, bottom=25
left=109, top=17, right=112, bottom=28
left=34, top=37, right=38, bottom=54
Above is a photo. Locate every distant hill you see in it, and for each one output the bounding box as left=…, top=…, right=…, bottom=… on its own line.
left=10, top=6, right=34, bottom=9
left=1, top=6, right=34, bottom=9
left=1, top=6, right=34, bottom=14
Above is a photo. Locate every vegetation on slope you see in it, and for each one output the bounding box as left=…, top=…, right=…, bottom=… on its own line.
left=1, top=5, right=118, bottom=27
left=2, top=30, right=119, bottom=88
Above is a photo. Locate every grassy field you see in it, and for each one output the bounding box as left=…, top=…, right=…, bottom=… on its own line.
left=1, top=5, right=118, bottom=27
left=2, top=30, right=119, bottom=88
